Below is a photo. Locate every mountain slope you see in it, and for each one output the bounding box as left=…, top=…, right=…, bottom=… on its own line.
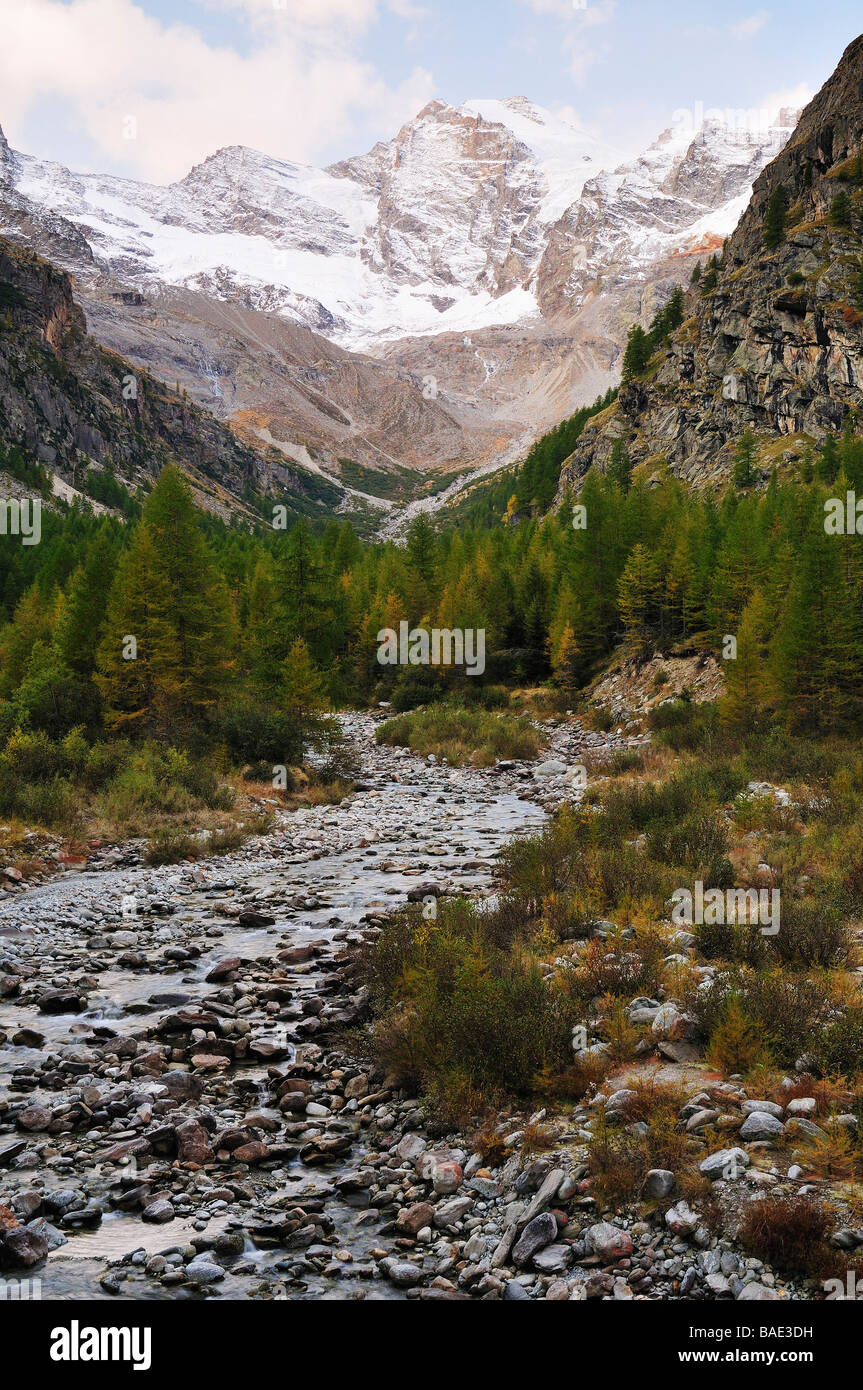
left=0, top=236, right=339, bottom=521
left=558, top=35, right=863, bottom=494
left=0, top=98, right=798, bottom=509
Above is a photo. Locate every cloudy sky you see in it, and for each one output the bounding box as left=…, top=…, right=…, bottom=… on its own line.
left=0, top=0, right=860, bottom=183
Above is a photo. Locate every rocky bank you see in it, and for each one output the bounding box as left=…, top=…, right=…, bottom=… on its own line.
left=1, top=713, right=859, bottom=1302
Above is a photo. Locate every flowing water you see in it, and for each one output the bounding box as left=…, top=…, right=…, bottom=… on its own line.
left=0, top=719, right=552, bottom=1299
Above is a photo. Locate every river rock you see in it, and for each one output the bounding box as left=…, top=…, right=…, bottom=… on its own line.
left=700, top=1147, right=750, bottom=1180
left=644, top=1169, right=675, bottom=1199
left=740, top=1112, right=785, bottom=1141
left=512, top=1213, right=558, bottom=1266
left=396, top=1202, right=435, bottom=1236
left=586, top=1222, right=633, bottom=1260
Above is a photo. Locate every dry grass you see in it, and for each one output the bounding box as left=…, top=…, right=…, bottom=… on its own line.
left=736, top=1194, right=851, bottom=1281
left=521, top=1121, right=557, bottom=1156
left=375, top=706, right=544, bottom=767
left=473, top=1126, right=510, bottom=1169
left=535, top=1051, right=612, bottom=1102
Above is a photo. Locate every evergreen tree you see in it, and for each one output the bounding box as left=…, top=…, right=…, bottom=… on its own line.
left=733, top=431, right=758, bottom=489
left=551, top=622, right=581, bottom=698
left=607, top=439, right=633, bottom=492
left=55, top=531, right=116, bottom=675
left=815, top=435, right=840, bottom=485
left=720, top=592, right=768, bottom=731
left=763, top=185, right=790, bottom=249
left=617, top=544, right=660, bottom=652
left=406, top=513, right=437, bottom=618
left=700, top=257, right=719, bottom=294
left=96, top=466, right=232, bottom=737
left=279, top=637, right=335, bottom=753
left=665, top=286, right=686, bottom=332
left=0, top=587, right=52, bottom=698
left=621, top=325, right=653, bottom=382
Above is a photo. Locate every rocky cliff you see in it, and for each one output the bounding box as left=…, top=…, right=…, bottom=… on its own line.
left=0, top=237, right=331, bottom=519
left=557, top=34, right=863, bottom=496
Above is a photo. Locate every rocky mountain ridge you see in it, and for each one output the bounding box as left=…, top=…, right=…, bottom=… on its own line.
left=557, top=34, right=863, bottom=496
left=0, top=98, right=797, bottom=511
left=0, top=237, right=334, bottom=521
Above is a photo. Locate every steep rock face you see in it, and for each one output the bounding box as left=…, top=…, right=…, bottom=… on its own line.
left=0, top=237, right=316, bottom=515
left=558, top=35, right=863, bottom=496
left=333, top=99, right=544, bottom=298
left=331, top=97, right=614, bottom=310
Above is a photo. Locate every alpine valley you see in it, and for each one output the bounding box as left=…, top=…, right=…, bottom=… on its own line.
left=0, top=93, right=798, bottom=526
left=4, top=20, right=863, bottom=1321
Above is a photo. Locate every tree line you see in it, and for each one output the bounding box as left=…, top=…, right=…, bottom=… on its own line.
left=2, top=422, right=863, bottom=771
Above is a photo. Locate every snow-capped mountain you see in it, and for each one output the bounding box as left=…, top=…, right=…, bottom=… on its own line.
left=0, top=97, right=799, bottom=506
left=0, top=97, right=622, bottom=350
left=0, top=99, right=794, bottom=354
left=535, top=114, right=798, bottom=319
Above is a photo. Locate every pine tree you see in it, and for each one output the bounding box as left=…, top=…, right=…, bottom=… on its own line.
left=54, top=531, right=116, bottom=675
left=551, top=622, right=581, bottom=698
left=96, top=466, right=233, bottom=737
left=771, top=516, right=844, bottom=729
left=763, top=185, right=790, bottom=249
left=700, top=258, right=719, bottom=294
left=617, top=543, right=660, bottom=651
left=607, top=439, right=632, bottom=492
left=279, top=637, right=334, bottom=753
left=0, top=587, right=52, bottom=698
left=720, top=591, right=768, bottom=730
left=815, top=435, right=840, bottom=485
left=666, top=525, right=700, bottom=639
left=95, top=528, right=170, bottom=734
left=665, top=286, right=686, bottom=332
left=406, top=513, right=437, bottom=619
left=733, top=431, right=758, bottom=489
left=621, top=325, right=653, bottom=382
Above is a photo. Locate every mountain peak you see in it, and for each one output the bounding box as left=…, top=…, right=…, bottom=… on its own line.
left=413, top=98, right=456, bottom=122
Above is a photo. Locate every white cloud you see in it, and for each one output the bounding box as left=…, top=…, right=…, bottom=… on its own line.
left=759, top=81, right=814, bottom=124
left=521, top=0, right=616, bottom=20
left=0, top=0, right=435, bottom=182
left=203, top=0, right=379, bottom=31
left=730, top=10, right=771, bottom=40
left=517, top=0, right=616, bottom=85
left=385, top=0, right=430, bottom=19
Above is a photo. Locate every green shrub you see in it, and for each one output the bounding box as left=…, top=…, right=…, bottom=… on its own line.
left=769, top=896, right=851, bottom=969
left=647, top=812, right=732, bottom=880
left=818, top=1006, right=863, bottom=1074
left=145, top=828, right=199, bottom=865
left=685, top=967, right=838, bottom=1067
left=375, top=705, right=542, bottom=766
left=217, top=698, right=308, bottom=764
left=363, top=899, right=580, bottom=1106
left=650, top=698, right=719, bottom=753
